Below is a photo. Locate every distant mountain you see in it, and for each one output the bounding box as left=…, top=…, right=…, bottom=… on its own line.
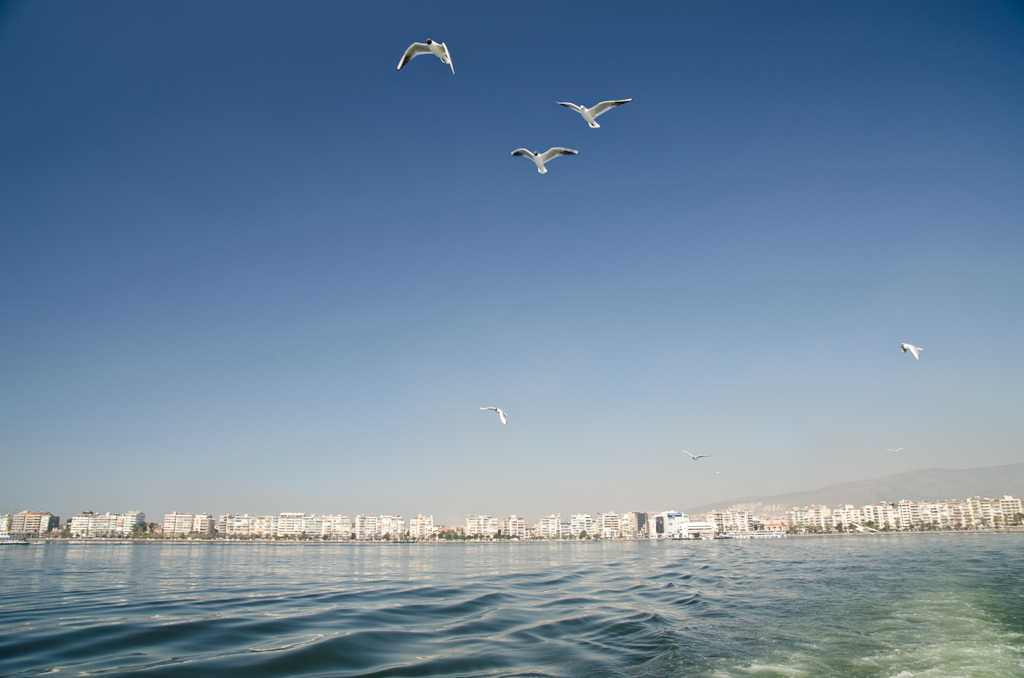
left=686, top=463, right=1024, bottom=515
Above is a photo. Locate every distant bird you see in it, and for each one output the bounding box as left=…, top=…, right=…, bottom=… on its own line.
left=886, top=448, right=904, bottom=454
left=683, top=450, right=709, bottom=460
left=397, top=40, right=454, bottom=74
left=852, top=523, right=881, bottom=534
left=480, top=407, right=507, bottom=425
left=715, top=471, right=722, bottom=474
left=556, top=99, right=632, bottom=128
left=900, top=343, right=923, bottom=360
left=511, top=147, right=578, bottom=174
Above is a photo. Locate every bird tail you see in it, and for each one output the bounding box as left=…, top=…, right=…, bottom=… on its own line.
left=589, top=121, right=600, bottom=128
left=537, top=166, right=547, bottom=174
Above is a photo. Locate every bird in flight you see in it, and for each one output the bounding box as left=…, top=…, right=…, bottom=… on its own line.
left=556, top=98, right=632, bottom=128
left=886, top=447, right=904, bottom=453
left=397, top=40, right=454, bottom=74
left=683, top=450, right=709, bottom=460
left=511, top=147, right=578, bottom=174
left=480, top=407, right=507, bottom=425
left=900, top=343, right=923, bottom=360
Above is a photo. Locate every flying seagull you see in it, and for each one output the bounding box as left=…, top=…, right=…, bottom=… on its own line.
left=683, top=450, right=709, bottom=461
left=851, top=523, right=881, bottom=534
left=397, top=40, right=454, bottom=74
left=886, top=447, right=904, bottom=454
left=511, top=147, right=578, bottom=174
left=480, top=407, right=507, bottom=425
left=556, top=98, right=632, bottom=128
left=900, top=343, right=923, bottom=360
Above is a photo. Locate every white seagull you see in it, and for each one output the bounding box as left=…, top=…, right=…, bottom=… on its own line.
left=511, top=147, right=578, bottom=174
left=900, top=343, right=923, bottom=360
left=397, top=40, right=454, bottom=74
left=556, top=98, right=632, bottom=128
left=886, top=447, right=904, bottom=454
left=683, top=450, right=710, bottom=461
left=480, top=407, right=507, bottom=425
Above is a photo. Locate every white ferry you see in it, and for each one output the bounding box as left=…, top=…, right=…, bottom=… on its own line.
left=0, top=530, right=29, bottom=545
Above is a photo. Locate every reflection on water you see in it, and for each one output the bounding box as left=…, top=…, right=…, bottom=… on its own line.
left=1, top=535, right=1022, bottom=677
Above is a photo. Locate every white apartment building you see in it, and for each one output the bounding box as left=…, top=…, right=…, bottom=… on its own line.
left=220, top=514, right=255, bottom=536
left=163, top=512, right=215, bottom=536
left=409, top=515, right=434, bottom=540
left=570, top=513, right=594, bottom=537
left=70, top=511, right=146, bottom=537
left=321, top=515, right=351, bottom=539
left=786, top=505, right=832, bottom=531
left=465, top=515, right=498, bottom=537
left=252, top=514, right=279, bottom=538
left=618, top=512, right=647, bottom=537
left=595, top=512, right=620, bottom=539
left=498, top=515, right=527, bottom=538
left=535, top=514, right=561, bottom=539
left=9, top=511, right=60, bottom=534
left=379, top=515, right=406, bottom=539
left=711, top=510, right=752, bottom=533
left=650, top=511, right=687, bottom=538
left=276, top=512, right=306, bottom=537
left=355, top=514, right=378, bottom=540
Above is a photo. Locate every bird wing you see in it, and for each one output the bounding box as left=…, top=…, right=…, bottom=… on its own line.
left=511, top=148, right=534, bottom=157
left=497, top=409, right=507, bottom=424
left=481, top=407, right=497, bottom=411
left=556, top=101, right=583, bottom=113
left=539, top=147, right=578, bottom=162
left=909, top=346, right=921, bottom=359
left=589, top=98, right=632, bottom=117
left=398, top=43, right=431, bottom=70
left=441, top=43, right=454, bottom=74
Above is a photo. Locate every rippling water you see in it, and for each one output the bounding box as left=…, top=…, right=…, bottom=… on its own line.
left=2, top=534, right=1022, bottom=677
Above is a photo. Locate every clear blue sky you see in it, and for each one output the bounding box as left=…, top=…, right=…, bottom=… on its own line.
left=2, top=1, right=1022, bottom=525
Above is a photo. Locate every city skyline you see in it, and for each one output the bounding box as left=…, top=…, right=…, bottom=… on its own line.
left=2, top=2, right=1023, bottom=523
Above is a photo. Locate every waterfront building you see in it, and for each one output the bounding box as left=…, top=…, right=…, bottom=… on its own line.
left=786, top=505, right=832, bottom=531
left=71, top=511, right=145, bottom=537
left=275, top=512, right=305, bottom=537
left=570, top=513, right=594, bottom=537
left=220, top=514, right=255, bottom=537
left=710, top=510, right=752, bottom=533
left=618, top=512, right=647, bottom=538
left=321, top=515, right=351, bottom=539
left=163, top=512, right=215, bottom=536
left=831, top=505, right=862, bottom=530
left=252, top=514, right=278, bottom=538
left=355, top=514, right=378, bottom=540
left=595, top=512, right=620, bottom=539
left=465, top=515, right=498, bottom=538
left=379, top=515, right=406, bottom=539
left=498, top=515, right=527, bottom=538
left=9, top=511, right=60, bottom=535
left=409, top=515, right=434, bottom=540
left=684, top=520, right=716, bottom=539
left=535, top=514, right=561, bottom=539
left=649, top=511, right=687, bottom=538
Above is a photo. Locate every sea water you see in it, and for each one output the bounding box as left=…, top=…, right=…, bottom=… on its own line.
left=1, top=534, right=1022, bottom=677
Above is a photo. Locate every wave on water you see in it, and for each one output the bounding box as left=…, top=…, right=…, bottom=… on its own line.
left=1, top=535, right=1022, bottom=677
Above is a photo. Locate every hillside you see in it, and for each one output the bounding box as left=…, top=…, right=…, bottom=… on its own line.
left=687, top=463, right=1024, bottom=515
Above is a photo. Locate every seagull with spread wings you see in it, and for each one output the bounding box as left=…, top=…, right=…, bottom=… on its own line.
left=886, top=448, right=904, bottom=453
left=900, top=343, right=923, bottom=360
left=397, top=40, right=454, bottom=74
left=556, top=99, right=632, bottom=128
left=683, top=450, right=709, bottom=461
left=511, top=147, right=578, bottom=174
